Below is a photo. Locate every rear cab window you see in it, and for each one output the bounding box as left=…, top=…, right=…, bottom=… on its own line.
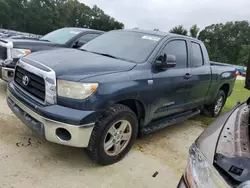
left=191, top=42, right=204, bottom=67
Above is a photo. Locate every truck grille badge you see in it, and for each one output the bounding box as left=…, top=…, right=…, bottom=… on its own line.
left=22, top=75, right=29, bottom=86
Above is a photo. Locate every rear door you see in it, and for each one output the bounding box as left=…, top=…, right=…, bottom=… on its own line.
left=186, top=41, right=212, bottom=109
left=152, top=38, right=192, bottom=120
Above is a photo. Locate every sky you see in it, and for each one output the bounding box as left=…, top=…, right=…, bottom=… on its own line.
left=80, top=0, right=250, bottom=32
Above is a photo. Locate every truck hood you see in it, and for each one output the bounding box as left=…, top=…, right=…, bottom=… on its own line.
left=24, top=48, right=136, bottom=81
left=195, top=103, right=244, bottom=164
left=213, top=103, right=250, bottom=184
left=195, top=112, right=231, bottom=164
left=8, top=38, right=61, bottom=49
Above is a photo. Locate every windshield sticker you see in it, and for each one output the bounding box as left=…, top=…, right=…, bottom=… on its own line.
left=70, top=31, right=80, bottom=34
left=142, top=35, right=161, bottom=41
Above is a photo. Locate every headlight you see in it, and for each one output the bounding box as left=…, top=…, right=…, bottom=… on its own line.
left=57, top=80, right=98, bottom=99
left=184, top=144, right=229, bottom=188
left=11, top=48, right=31, bottom=58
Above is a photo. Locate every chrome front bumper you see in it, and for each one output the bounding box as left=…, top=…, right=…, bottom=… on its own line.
left=1, top=67, right=14, bottom=82
left=0, top=40, right=13, bottom=65
left=7, top=90, right=95, bottom=148
left=0, top=40, right=14, bottom=82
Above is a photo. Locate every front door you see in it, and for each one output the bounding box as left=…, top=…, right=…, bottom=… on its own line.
left=152, top=39, right=191, bottom=120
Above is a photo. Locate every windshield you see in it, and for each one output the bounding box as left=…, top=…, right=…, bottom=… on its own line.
left=41, top=28, right=82, bottom=44
left=81, top=30, right=163, bottom=63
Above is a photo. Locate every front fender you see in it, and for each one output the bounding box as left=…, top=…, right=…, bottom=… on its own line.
left=86, top=80, right=150, bottom=110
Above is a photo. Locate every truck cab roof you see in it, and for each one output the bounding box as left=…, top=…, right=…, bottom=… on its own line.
left=121, top=29, right=202, bottom=43
left=123, top=29, right=169, bottom=37
left=61, top=27, right=105, bottom=34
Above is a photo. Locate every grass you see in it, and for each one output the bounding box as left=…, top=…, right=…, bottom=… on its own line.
left=196, top=80, right=250, bottom=126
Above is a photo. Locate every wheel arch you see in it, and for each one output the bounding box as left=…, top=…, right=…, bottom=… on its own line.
left=116, top=99, right=146, bottom=136
left=219, top=83, right=230, bottom=98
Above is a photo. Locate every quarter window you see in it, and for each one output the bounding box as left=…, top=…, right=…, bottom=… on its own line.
left=191, top=42, right=204, bottom=67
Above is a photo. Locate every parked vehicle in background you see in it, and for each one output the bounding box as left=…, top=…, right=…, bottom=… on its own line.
left=0, top=27, right=104, bottom=81
left=234, top=65, right=246, bottom=76
left=178, top=56, right=250, bottom=188
left=7, top=29, right=237, bottom=165
left=0, top=29, right=42, bottom=39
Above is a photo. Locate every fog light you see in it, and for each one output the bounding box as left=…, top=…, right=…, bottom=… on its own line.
left=55, top=128, right=71, bottom=141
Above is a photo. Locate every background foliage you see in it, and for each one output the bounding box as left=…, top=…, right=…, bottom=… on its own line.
left=0, top=0, right=249, bottom=66
left=169, top=21, right=250, bottom=66
left=0, top=0, right=124, bottom=35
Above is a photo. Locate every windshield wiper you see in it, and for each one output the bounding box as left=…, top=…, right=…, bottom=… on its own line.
left=92, top=52, right=118, bottom=59
left=79, top=50, right=118, bottom=59
left=39, top=39, right=50, bottom=42
left=79, top=49, right=88, bottom=52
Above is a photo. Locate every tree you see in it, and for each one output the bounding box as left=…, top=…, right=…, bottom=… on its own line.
left=0, top=0, right=11, bottom=28
left=89, top=5, right=124, bottom=31
left=0, top=0, right=124, bottom=35
left=198, top=21, right=250, bottom=65
left=169, top=25, right=188, bottom=36
left=189, top=24, right=199, bottom=38
left=238, top=45, right=250, bottom=66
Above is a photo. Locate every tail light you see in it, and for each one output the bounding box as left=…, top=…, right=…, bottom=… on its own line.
left=235, top=70, right=239, bottom=77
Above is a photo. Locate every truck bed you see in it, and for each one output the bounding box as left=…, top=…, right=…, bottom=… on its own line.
left=210, top=61, right=234, bottom=67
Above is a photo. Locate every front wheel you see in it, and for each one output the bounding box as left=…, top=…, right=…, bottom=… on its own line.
left=203, top=90, right=226, bottom=117
left=87, top=104, right=138, bottom=165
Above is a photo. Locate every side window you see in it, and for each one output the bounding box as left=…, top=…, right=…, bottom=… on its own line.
left=162, top=40, right=188, bottom=68
left=191, top=42, right=204, bottom=67
left=77, top=33, right=100, bottom=43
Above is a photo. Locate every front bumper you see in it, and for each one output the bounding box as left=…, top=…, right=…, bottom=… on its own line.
left=7, top=87, right=97, bottom=148
left=0, top=39, right=18, bottom=82
left=0, top=66, right=14, bottom=82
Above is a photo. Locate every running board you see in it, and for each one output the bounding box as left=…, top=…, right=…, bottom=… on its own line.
left=141, top=109, right=200, bottom=135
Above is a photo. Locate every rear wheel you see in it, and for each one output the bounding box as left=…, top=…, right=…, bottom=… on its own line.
left=203, top=90, right=226, bottom=117
left=87, top=104, right=138, bottom=165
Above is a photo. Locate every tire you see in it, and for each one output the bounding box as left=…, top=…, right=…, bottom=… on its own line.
left=87, top=104, right=138, bottom=165
left=203, top=90, right=226, bottom=117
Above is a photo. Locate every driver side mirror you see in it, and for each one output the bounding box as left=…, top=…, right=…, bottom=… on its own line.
left=73, top=40, right=87, bottom=48
left=155, top=54, right=176, bottom=70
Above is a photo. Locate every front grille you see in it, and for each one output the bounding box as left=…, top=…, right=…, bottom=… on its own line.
left=0, top=46, right=7, bottom=60
left=14, top=66, right=45, bottom=101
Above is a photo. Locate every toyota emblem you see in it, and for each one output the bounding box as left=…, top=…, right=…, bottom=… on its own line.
left=22, top=75, right=29, bottom=86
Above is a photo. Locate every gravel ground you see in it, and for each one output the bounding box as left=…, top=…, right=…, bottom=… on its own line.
left=0, top=80, right=204, bottom=188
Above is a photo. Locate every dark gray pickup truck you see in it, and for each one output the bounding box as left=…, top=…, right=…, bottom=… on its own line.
left=7, top=29, right=237, bottom=165
left=0, top=27, right=103, bottom=81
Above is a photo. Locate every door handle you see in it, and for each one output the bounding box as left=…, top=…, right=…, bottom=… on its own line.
left=184, top=73, right=192, bottom=79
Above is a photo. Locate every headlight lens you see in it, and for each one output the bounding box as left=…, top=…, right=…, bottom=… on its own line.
left=184, top=144, right=229, bottom=188
left=57, top=80, right=98, bottom=99
left=11, top=48, right=31, bottom=58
